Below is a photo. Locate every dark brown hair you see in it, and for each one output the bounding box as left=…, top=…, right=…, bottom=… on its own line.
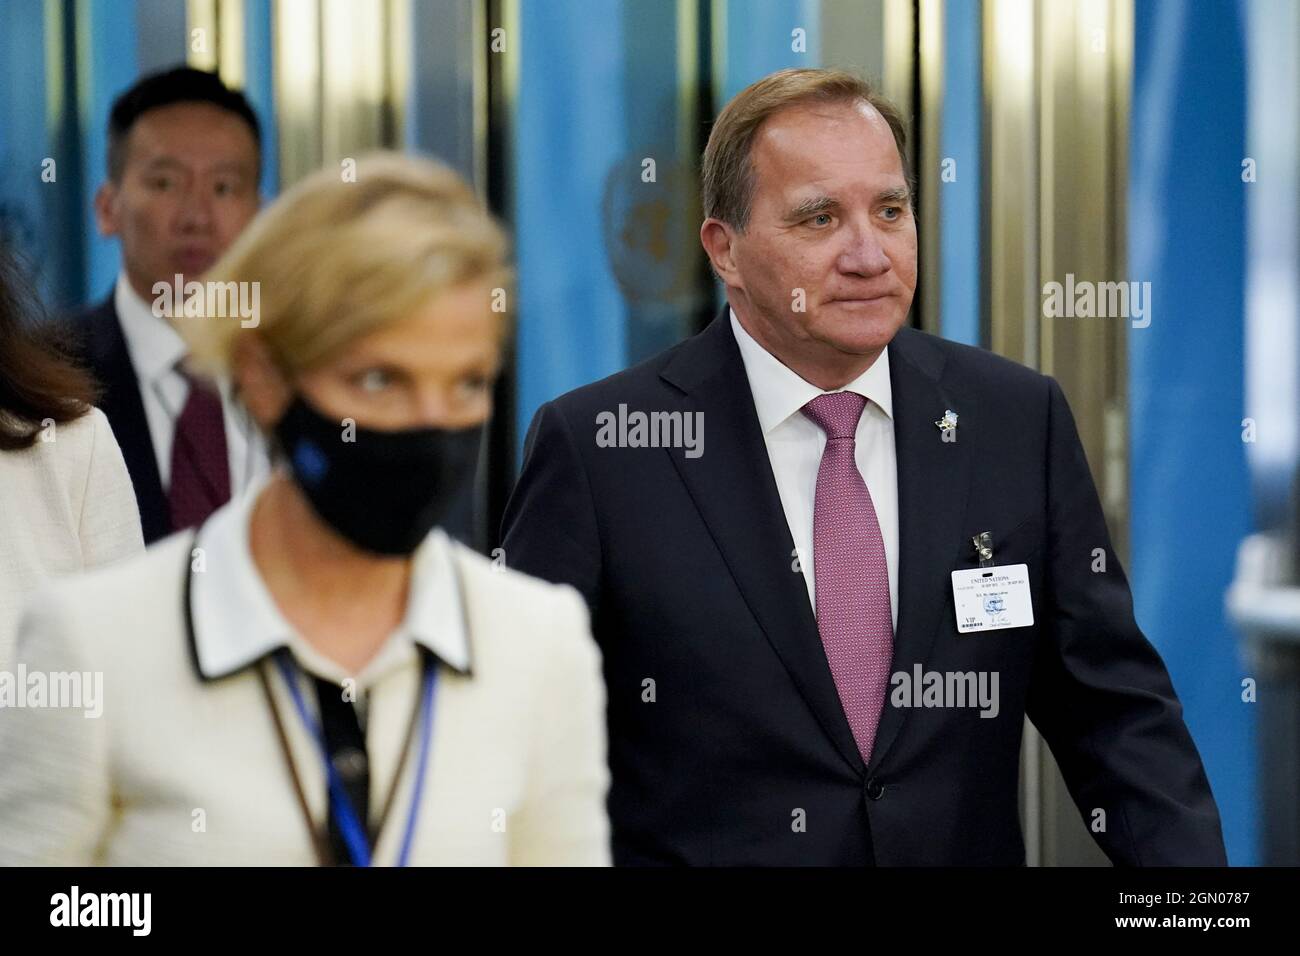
left=0, top=244, right=98, bottom=450
left=702, top=68, right=912, bottom=231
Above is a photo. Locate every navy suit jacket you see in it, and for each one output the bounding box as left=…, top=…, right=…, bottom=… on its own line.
left=501, top=309, right=1227, bottom=866
left=67, top=296, right=172, bottom=544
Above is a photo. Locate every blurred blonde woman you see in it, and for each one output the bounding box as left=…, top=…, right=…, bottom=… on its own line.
left=0, top=153, right=610, bottom=866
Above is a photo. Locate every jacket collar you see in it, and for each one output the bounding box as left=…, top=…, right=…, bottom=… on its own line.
left=727, top=307, right=893, bottom=433
left=186, top=474, right=474, bottom=685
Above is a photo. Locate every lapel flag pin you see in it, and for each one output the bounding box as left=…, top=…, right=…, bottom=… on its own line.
left=934, top=409, right=958, bottom=436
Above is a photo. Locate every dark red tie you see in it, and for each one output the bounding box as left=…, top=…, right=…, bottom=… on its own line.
left=168, top=369, right=231, bottom=531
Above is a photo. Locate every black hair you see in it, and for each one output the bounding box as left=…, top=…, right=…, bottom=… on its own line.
left=107, top=65, right=261, bottom=182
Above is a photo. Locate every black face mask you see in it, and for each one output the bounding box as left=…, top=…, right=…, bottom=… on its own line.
left=273, top=393, right=483, bottom=556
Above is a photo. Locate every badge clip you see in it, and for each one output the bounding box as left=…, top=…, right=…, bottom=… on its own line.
left=934, top=409, right=958, bottom=439
left=972, top=530, right=994, bottom=568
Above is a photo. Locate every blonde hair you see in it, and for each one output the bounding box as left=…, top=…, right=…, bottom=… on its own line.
left=702, top=68, right=911, bottom=231
left=182, top=151, right=511, bottom=377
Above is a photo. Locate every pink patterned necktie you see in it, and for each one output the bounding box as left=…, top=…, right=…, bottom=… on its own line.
left=168, top=368, right=231, bottom=532
left=802, top=391, right=894, bottom=764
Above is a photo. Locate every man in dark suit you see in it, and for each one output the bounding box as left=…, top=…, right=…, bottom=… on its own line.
left=501, top=68, right=1226, bottom=865
left=70, top=67, right=264, bottom=543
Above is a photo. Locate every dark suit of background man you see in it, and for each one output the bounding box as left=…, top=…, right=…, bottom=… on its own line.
left=69, top=67, right=267, bottom=543
left=502, top=68, right=1227, bottom=865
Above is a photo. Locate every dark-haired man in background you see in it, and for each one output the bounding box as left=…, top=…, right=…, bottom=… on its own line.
left=70, top=66, right=267, bottom=543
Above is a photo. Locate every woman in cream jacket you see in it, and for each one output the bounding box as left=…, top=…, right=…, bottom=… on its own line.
left=0, top=244, right=143, bottom=662
left=0, top=155, right=609, bottom=866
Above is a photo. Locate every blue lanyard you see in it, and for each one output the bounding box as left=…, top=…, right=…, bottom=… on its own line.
left=274, top=651, right=438, bottom=867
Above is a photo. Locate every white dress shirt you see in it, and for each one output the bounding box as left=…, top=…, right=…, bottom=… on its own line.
left=113, top=273, right=268, bottom=493
left=729, top=309, right=899, bottom=630
left=0, top=474, right=610, bottom=866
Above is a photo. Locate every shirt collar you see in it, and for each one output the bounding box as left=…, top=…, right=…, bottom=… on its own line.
left=188, top=472, right=474, bottom=685
left=114, top=272, right=189, bottom=383
left=728, top=307, right=893, bottom=434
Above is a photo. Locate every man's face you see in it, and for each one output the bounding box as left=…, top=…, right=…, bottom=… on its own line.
left=706, top=100, right=917, bottom=382
left=95, top=101, right=260, bottom=300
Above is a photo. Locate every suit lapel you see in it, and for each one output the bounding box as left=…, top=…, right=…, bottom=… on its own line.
left=83, top=297, right=171, bottom=543
left=660, top=313, right=866, bottom=775
left=866, top=327, right=975, bottom=775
